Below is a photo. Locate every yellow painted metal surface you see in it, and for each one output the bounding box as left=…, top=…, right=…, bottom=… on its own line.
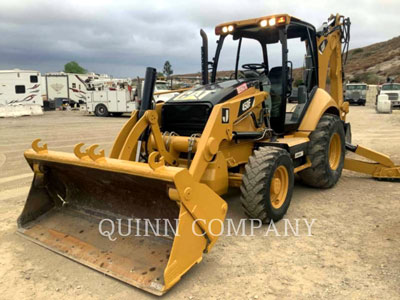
left=19, top=143, right=227, bottom=295
left=298, top=88, right=340, bottom=132
left=344, top=145, right=400, bottom=180
left=215, top=14, right=292, bottom=34
left=110, top=111, right=138, bottom=159
left=270, top=165, right=289, bottom=209
left=329, top=133, right=341, bottom=170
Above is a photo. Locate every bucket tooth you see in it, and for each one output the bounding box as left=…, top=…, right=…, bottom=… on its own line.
left=73, top=143, right=90, bottom=160
left=87, top=144, right=106, bottom=162
left=32, top=138, right=48, bottom=154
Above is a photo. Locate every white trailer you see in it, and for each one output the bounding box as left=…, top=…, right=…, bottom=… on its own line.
left=0, top=69, right=43, bottom=117
left=45, top=72, right=95, bottom=105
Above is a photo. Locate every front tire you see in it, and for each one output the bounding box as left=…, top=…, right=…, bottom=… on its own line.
left=94, top=104, right=109, bottom=117
left=299, top=113, right=345, bottom=188
left=240, top=147, right=294, bottom=223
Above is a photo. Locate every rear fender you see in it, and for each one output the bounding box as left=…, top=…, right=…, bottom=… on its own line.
left=298, top=88, right=341, bottom=133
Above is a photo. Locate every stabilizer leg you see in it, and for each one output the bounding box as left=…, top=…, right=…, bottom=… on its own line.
left=344, top=143, right=400, bottom=181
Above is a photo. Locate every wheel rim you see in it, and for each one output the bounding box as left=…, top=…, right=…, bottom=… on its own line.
left=269, top=165, right=289, bottom=209
left=99, top=107, right=105, bottom=114
left=329, top=133, right=341, bottom=170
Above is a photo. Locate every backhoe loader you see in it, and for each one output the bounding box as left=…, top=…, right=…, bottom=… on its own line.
left=18, top=13, right=400, bottom=295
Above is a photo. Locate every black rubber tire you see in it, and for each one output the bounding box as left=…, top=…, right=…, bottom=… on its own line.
left=299, top=113, right=345, bottom=188
left=94, top=104, right=109, bottom=117
left=240, top=147, right=294, bottom=223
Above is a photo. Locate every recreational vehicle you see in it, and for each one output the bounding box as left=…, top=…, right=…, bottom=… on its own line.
left=44, top=72, right=110, bottom=107
left=0, top=69, right=43, bottom=117
left=45, top=72, right=90, bottom=106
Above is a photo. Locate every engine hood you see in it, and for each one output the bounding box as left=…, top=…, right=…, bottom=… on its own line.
left=166, top=79, right=258, bottom=106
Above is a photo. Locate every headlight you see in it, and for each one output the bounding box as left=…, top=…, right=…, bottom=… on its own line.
left=268, top=18, right=276, bottom=26
left=260, top=20, right=268, bottom=27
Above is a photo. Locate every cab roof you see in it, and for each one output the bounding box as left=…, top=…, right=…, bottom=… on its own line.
left=215, top=14, right=313, bottom=34
left=214, top=14, right=316, bottom=44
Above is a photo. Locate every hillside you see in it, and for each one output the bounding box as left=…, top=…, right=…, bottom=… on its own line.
left=345, top=36, right=400, bottom=83
left=175, top=36, right=400, bottom=84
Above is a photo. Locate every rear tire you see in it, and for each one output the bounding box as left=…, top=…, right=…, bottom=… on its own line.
left=240, top=147, right=294, bottom=223
left=299, top=113, right=345, bottom=188
left=95, top=104, right=109, bottom=117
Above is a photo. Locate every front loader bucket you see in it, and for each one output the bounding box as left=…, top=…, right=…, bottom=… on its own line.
left=18, top=148, right=227, bottom=295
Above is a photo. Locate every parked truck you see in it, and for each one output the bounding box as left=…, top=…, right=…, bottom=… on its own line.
left=344, top=83, right=367, bottom=105
left=376, top=82, right=400, bottom=113
left=86, top=78, right=135, bottom=116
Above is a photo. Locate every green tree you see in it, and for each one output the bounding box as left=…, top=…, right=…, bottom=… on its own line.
left=64, top=61, right=87, bottom=74
left=163, top=61, right=173, bottom=78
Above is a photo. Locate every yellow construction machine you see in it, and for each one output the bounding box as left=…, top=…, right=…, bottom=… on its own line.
left=18, top=14, right=400, bottom=295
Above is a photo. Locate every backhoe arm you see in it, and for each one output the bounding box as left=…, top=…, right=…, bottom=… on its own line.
left=317, top=14, right=351, bottom=120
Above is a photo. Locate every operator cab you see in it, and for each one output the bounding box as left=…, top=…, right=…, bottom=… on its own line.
left=162, top=14, right=319, bottom=136
left=213, top=14, right=319, bottom=133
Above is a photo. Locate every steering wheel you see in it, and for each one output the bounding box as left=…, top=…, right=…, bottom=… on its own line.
left=242, top=63, right=265, bottom=71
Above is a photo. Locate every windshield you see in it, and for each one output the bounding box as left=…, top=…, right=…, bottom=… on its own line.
left=155, top=83, right=169, bottom=90
left=347, top=85, right=367, bottom=90
left=382, top=84, right=400, bottom=91
left=217, top=36, right=265, bottom=76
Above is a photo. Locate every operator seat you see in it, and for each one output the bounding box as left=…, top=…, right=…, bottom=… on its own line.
left=268, top=67, right=283, bottom=118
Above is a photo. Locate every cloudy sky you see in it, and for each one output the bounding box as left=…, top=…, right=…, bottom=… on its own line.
left=0, top=0, right=399, bottom=78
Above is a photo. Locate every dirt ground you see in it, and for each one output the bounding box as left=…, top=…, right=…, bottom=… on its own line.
left=0, top=107, right=399, bottom=300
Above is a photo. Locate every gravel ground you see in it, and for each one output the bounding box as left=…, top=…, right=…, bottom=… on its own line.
left=0, top=107, right=399, bottom=300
